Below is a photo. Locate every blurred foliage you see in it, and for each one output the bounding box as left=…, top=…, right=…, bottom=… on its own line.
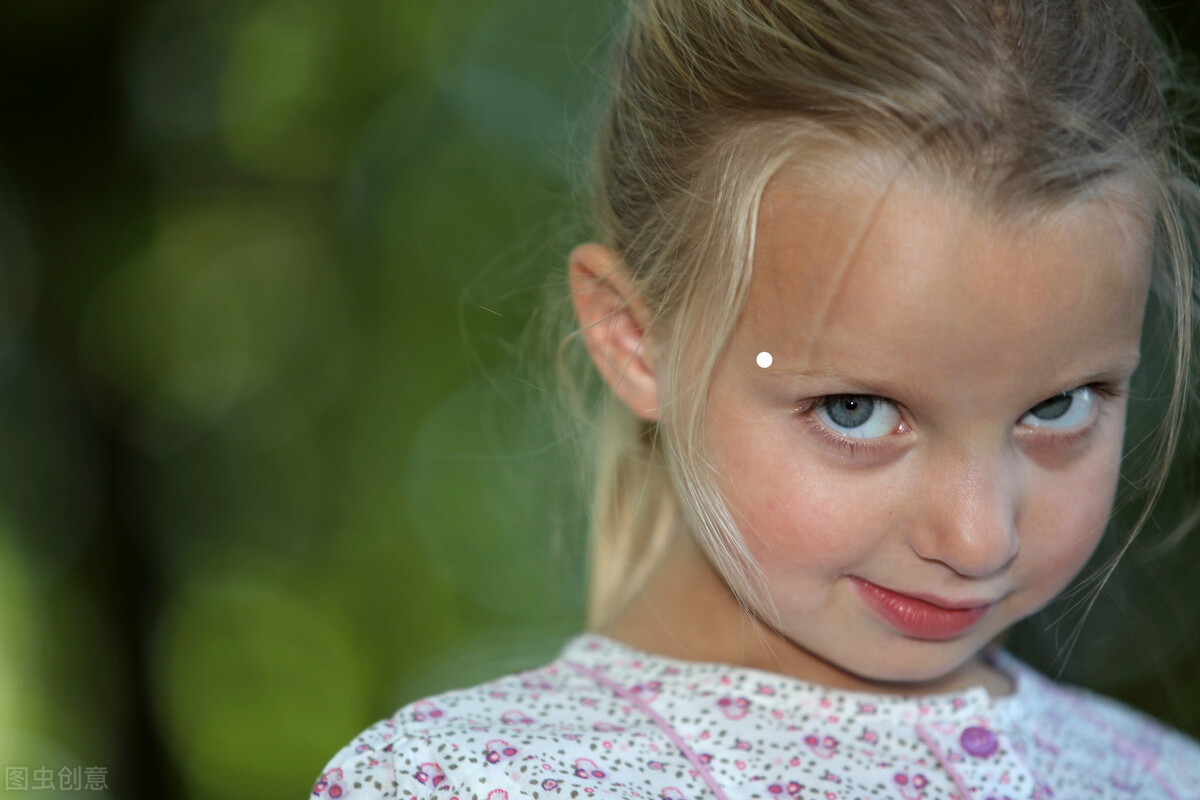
left=0, top=1, right=1197, bottom=799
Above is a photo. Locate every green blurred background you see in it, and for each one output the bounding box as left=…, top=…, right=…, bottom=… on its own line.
left=0, top=1, right=1197, bottom=798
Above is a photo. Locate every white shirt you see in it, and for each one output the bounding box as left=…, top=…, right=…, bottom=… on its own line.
left=313, top=634, right=1200, bottom=799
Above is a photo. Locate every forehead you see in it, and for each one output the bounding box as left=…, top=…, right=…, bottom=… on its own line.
left=741, top=163, right=1151, bottom=390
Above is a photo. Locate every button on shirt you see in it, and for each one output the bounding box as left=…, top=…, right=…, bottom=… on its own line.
left=314, top=634, right=1200, bottom=799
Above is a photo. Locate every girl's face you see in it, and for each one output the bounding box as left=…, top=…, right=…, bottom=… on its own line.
left=704, top=166, right=1151, bottom=691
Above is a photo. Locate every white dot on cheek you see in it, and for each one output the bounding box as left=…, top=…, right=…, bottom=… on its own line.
left=756, top=351, right=773, bottom=369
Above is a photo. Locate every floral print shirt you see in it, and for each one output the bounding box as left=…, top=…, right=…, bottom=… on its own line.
left=313, top=634, right=1200, bottom=799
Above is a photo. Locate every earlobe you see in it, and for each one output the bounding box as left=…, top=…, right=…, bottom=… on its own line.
left=568, top=243, right=660, bottom=421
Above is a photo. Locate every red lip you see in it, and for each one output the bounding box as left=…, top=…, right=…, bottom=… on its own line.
left=851, top=577, right=994, bottom=640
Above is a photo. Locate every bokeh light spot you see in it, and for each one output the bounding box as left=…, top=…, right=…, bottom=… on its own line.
left=154, top=572, right=370, bottom=800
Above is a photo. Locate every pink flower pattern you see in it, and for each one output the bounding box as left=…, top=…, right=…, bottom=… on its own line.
left=313, top=635, right=1200, bottom=799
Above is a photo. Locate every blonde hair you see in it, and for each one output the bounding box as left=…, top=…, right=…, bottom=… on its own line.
left=571, top=0, right=1198, bottom=629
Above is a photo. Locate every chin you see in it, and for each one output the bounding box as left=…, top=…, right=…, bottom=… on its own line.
left=862, top=660, right=967, bottom=687
left=763, top=613, right=996, bottom=692
left=816, top=634, right=991, bottom=691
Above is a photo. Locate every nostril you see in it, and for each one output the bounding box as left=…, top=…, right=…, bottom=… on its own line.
left=909, top=516, right=1020, bottom=578
left=907, top=459, right=1021, bottom=578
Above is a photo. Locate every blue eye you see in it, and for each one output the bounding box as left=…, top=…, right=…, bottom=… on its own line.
left=815, top=395, right=901, bottom=439
left=1019, top=387, right=1096, bottom=430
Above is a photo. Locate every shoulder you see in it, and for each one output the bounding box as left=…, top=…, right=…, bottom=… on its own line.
left=311, top=659, right=584, bottom=799
left=310, top=636, right=695, bottom=800
left=996, top=652, right=1200, bottom=795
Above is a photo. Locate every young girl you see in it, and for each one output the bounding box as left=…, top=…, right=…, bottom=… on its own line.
left=315, top=0, right=1200, bottom=796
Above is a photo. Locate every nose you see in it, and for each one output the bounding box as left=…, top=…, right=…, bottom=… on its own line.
left=907, top=449, right=1020, bottom=578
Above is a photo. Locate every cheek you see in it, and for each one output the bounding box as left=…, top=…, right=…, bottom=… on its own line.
left=710, top=421, right=887, bottom=571
left=1025, top=445, right=1122, bottom=590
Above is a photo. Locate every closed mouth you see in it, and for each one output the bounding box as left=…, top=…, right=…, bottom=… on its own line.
left=850, top=577, right=995, bottom=640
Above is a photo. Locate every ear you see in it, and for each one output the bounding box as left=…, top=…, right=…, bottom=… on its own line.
left=569, top=243, right=659, bottom=421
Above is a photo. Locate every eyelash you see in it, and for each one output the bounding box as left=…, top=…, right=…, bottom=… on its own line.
left=1019, top=382, right=1124, bottom=447
left=795, top=382, right=1125, bottom=457
left=794, top=396, right=900, bottom=457
left=802, top=413, right=884, bottom=457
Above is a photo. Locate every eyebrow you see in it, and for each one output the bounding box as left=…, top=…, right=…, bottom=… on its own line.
left=760, top=352, right=1142, bottom=397
left=760, top=364, right=928, bottom=400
